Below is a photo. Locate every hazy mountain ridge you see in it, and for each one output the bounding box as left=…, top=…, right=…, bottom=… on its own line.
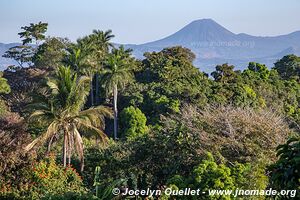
left=123, top=19, right=300, bottom=72
left=1, top=19, right=300, bottom=72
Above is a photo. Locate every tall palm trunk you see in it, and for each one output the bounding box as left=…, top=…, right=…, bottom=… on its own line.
left=80, top=158, right=84, bottom=172
left=67, top=132, right=72, bottom=166
left=90, top=74, right=94, bottom=106
left=113, top=84, right=118, bottom=139
left=95, top=73, right=99, bottom=105
left=63, top=133, right=67, bottom=167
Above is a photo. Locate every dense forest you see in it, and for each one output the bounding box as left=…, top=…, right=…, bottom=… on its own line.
left=0, top=22, right=299, bottom=199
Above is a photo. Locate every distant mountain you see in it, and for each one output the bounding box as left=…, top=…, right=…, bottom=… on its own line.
left=123, top=19, right=300, bottom=72
left=1, top=19, right=300, bottom=72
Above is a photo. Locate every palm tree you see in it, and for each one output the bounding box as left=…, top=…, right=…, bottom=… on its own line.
left=64, top=40, right=95, bottom=106
left=64, top=30, right=114, bottom=107
left=25, top=66, right=112, bottom=171
left=63, top=42, right=95, bottom=77
left=91, top=30, right=114, bottom=104
left=101, top=46, right=133, bottom=139
left=87, top=30, right=114, bottom=105
left=89, top=29, right=114, bottom=54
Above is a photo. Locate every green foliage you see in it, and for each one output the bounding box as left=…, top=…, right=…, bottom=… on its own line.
left=153, top=95, right=180, bottom=113
left=29, top=155, right=85, bottom=198
left=18, top=21, right=48, bottom=45
left=243, top=85, right=256, bottom=98
left=247, top=62, right=270, bottom=79
left=269, top=137, right=300, bottom=198
left=41, top=192, right=98, bottom=200
left=211, top=63, right=240, bottom=84
left=0, top=155, right=85, bottom=199
left=93, top=166, right=101, bottom=197
left=122, top=46, right=210, bottom=123
left=33, top=37, right=69, bottom=69
left=192, top=153, right=236, bottom=194
left=120, top=106, right=148, bottom=140
left=274, top=54, right=300, bottom=80
left=166, top=153, right=267, bottom=200
left=207, top=61, right=300, bottom=124
left=101, top=46, right=134, bottom=95
left=0, top=99, right=8, bottom=117
left=93, top=166, right=126, bottom=200
left=0, top=72, right=10, bottom=116
left=100, top=45, right=135, bottom=139
left=0, top=72, right=11, bottom=94
left=64, top=29, right=114, bottom=80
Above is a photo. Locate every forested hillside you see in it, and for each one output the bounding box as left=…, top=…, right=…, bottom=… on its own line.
left=0, top=22, right=299, bottom=199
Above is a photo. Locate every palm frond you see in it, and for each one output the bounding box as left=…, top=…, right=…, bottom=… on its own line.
left=24, top=122, right=59, bottom=151
left=101, top=46, right=134, bottom=96
left=76, top=120, right=108, bottom=144
left=76, top=106, right=112, bottom=130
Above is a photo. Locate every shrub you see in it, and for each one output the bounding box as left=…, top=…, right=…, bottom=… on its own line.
left=0, top=154, right=86, bottom=199
left=0, top=112, right=34, bottom=179
left=41, top=192, right=98, bottom=200
left=0, top=99, right=8, bottom=117
left=166, top=153, right=267, bottom=200
left=268, top=137, right=300, bottom=199
left=0, top=71, right=11, bottom=94
left=120, top=106, right=148, bottom=140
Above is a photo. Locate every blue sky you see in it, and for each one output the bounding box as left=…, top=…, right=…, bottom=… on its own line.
left=0, top=0, right=300, bottom=44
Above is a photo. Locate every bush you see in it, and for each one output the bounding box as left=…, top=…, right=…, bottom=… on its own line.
left=0, top=71, right=11, bottom=94
left=268, top=137, right=300, bottom=199
left=120, top=106, right=148, bottom=140
left=41, top=192, right=98, bottom=200
left=0, top=99, right=8, bottom=117
left=0, top=154, right=86, bottom=199
left=166, top=153, right=267, bottom=200
left=0, top=112, right=34, bottom=180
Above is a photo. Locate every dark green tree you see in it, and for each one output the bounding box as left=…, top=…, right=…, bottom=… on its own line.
left=121, top=46, right=210, bottom=123
left=211, top=63, right=240, bottom=84
left=120, top=106, right=148, bottom=140
left=274, top=54, right=300, bottom=80
left=2, top=45, right=34, bottom=68
left=33, top=37, right=69, bottom=69
left=269, top=137, right=300, bottom=198
left=18, top=21, right=48, bottom=45
left=247, top=62, right=270, bottom=79
left=2, top=22, right=48, bottom=69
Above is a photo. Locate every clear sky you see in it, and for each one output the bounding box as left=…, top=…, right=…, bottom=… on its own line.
left=0, top=0, right=299, bottom=44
